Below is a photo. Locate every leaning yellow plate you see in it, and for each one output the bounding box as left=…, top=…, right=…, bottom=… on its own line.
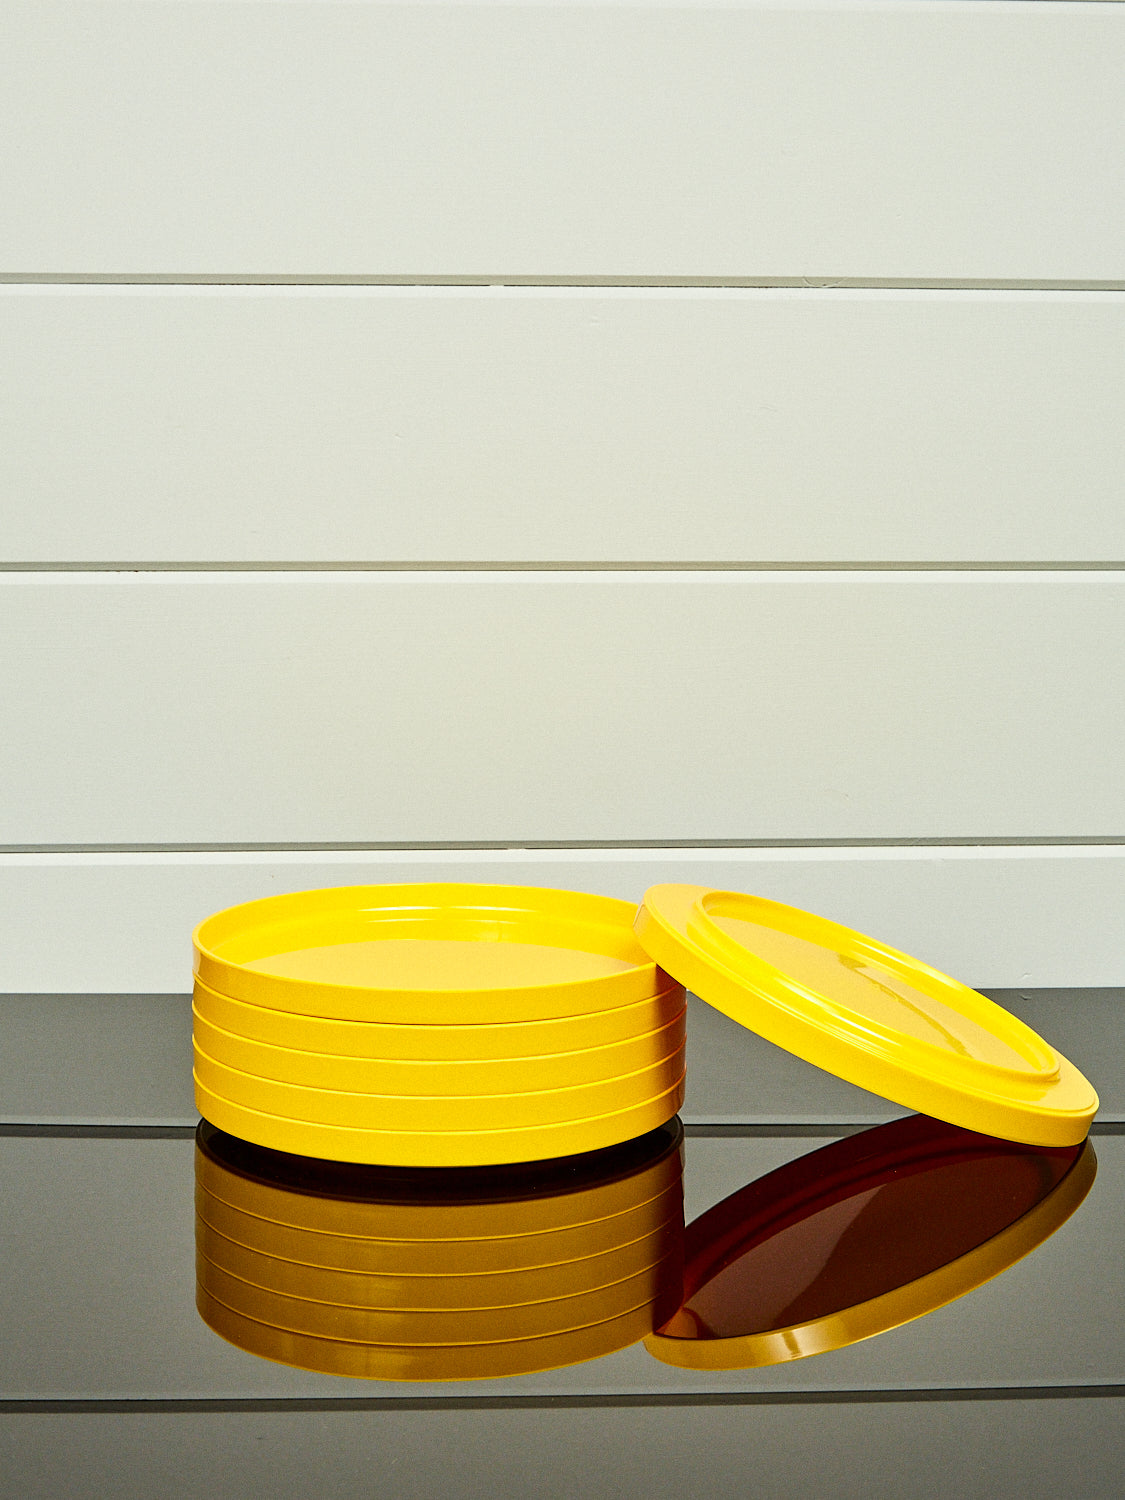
left=636, top=885, right=1098, bottom=1146
left=193, top=884, right=662, bottom=1024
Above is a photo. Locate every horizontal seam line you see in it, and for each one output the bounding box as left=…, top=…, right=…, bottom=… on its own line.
left=4, top=276, right=1125, bottom=293
left=3, top=1387, right=1123, bottom=1413
left=4, top=839, right=1125, bottom=853
left=3, top=562, right=1125, bottom=574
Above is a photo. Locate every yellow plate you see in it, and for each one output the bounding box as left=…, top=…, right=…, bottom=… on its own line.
left=192, top=1003, right=686, bottom=1097
left=196, top=1211, right=682, bottom=1309
left=197, top=1255, right=676, bottom=1345
left=193, top=1038, right=686, bottom=1131
left=198, top=1286, right=656, bottom=1382
left=195, top=1117, right=684, bottom=1240
left=194, top=883, right=662, bottom=1024
left=196, top=1189, right=685, bottom=1276
left=645, top=1114, right=1096, bottom=1371
left=195, top=1072, right=685, bottom=1166
left=193, top=973, right=686, bottom=1061
left=637, top=884, right=1099, bottom=1146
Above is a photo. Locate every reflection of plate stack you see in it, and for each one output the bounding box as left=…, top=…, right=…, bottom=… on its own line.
left=195, top=1118, right=685, bottom=1381
left=193, top=885, right=686, bottom=1166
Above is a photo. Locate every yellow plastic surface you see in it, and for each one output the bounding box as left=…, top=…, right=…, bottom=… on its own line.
left=195, top=1188, right=684, bottom=1276
left=196, top=1254, right=671, bottom=1344
left=194, top=884, right=662, bottom=1024
left=192, top=974, right=685, bottom=1061
left=636, top=884, right=1099, bottom=1146
left=197, top=1286, right=658, bottom=1382
left=644, top=1138, right=1096, bottom=1371
left=192, top=1003, right=686, bottom=1096
left=195, top=1213, right=681, bottom=1309
left=193, top=1039, right=685, bottom=1132
left=194, top=1072, right=685, bottom=1166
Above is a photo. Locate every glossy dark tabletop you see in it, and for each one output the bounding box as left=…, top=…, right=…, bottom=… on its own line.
left=2, top=991, right=1123, bottom=1499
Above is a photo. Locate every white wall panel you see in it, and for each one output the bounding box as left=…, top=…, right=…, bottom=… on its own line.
left=3, top=4, right=1124, bottom=281
left=3, top=572, right=1122, bottom=845
left=2, top=846, right=1124, bottom=992
left=5, top=287, right=1125, bottom=564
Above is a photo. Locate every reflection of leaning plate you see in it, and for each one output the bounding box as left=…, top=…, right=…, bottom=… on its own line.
left=193, top=974, right=686, bottom=1062
left=195, top=1118, right=683, bottom=1240
left=192, top=1004, right=686, bottom=1096
left=195, top=1211, right=681, bottom=1308
left=193, top=884, right=664, bottom=1024
left=645, top=1113, right=1096, bottom=1371
left=197, top=1253, right=676, bottom=1344
left=194, top=1071, right=685, bottom=1166
left=196, top=1187, right=684, bottom=1277
left=198, top=1286, right=659, bottom=1382
left=194, top=1038, right=685, bottom=1131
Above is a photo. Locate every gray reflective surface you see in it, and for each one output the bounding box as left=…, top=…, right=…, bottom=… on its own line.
left=3, top=1401, right=1123, bottom=1500
left=3, top=991, right=1122, bottom=1500
left=1, top=1131, right=1121, bottom=1399
left=0, top=994, right=195, bottom=1125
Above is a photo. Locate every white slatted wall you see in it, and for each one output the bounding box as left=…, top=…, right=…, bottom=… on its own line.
left=2, top=1, right=1123, bottom=993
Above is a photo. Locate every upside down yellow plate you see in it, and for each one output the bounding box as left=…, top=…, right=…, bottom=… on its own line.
left=191, top=974, right=686, bottom=1062
left=194, top=1072, right=686, bottom=1168
left=193, top=1040, right=685, bottom=1132
left=191, top=1003, right=686, bottom=1097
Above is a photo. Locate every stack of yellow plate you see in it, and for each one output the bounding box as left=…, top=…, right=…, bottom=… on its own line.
left=192, top=884, right=686, bottom=1166
left=195, top=1118, right=684, bottom=1381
